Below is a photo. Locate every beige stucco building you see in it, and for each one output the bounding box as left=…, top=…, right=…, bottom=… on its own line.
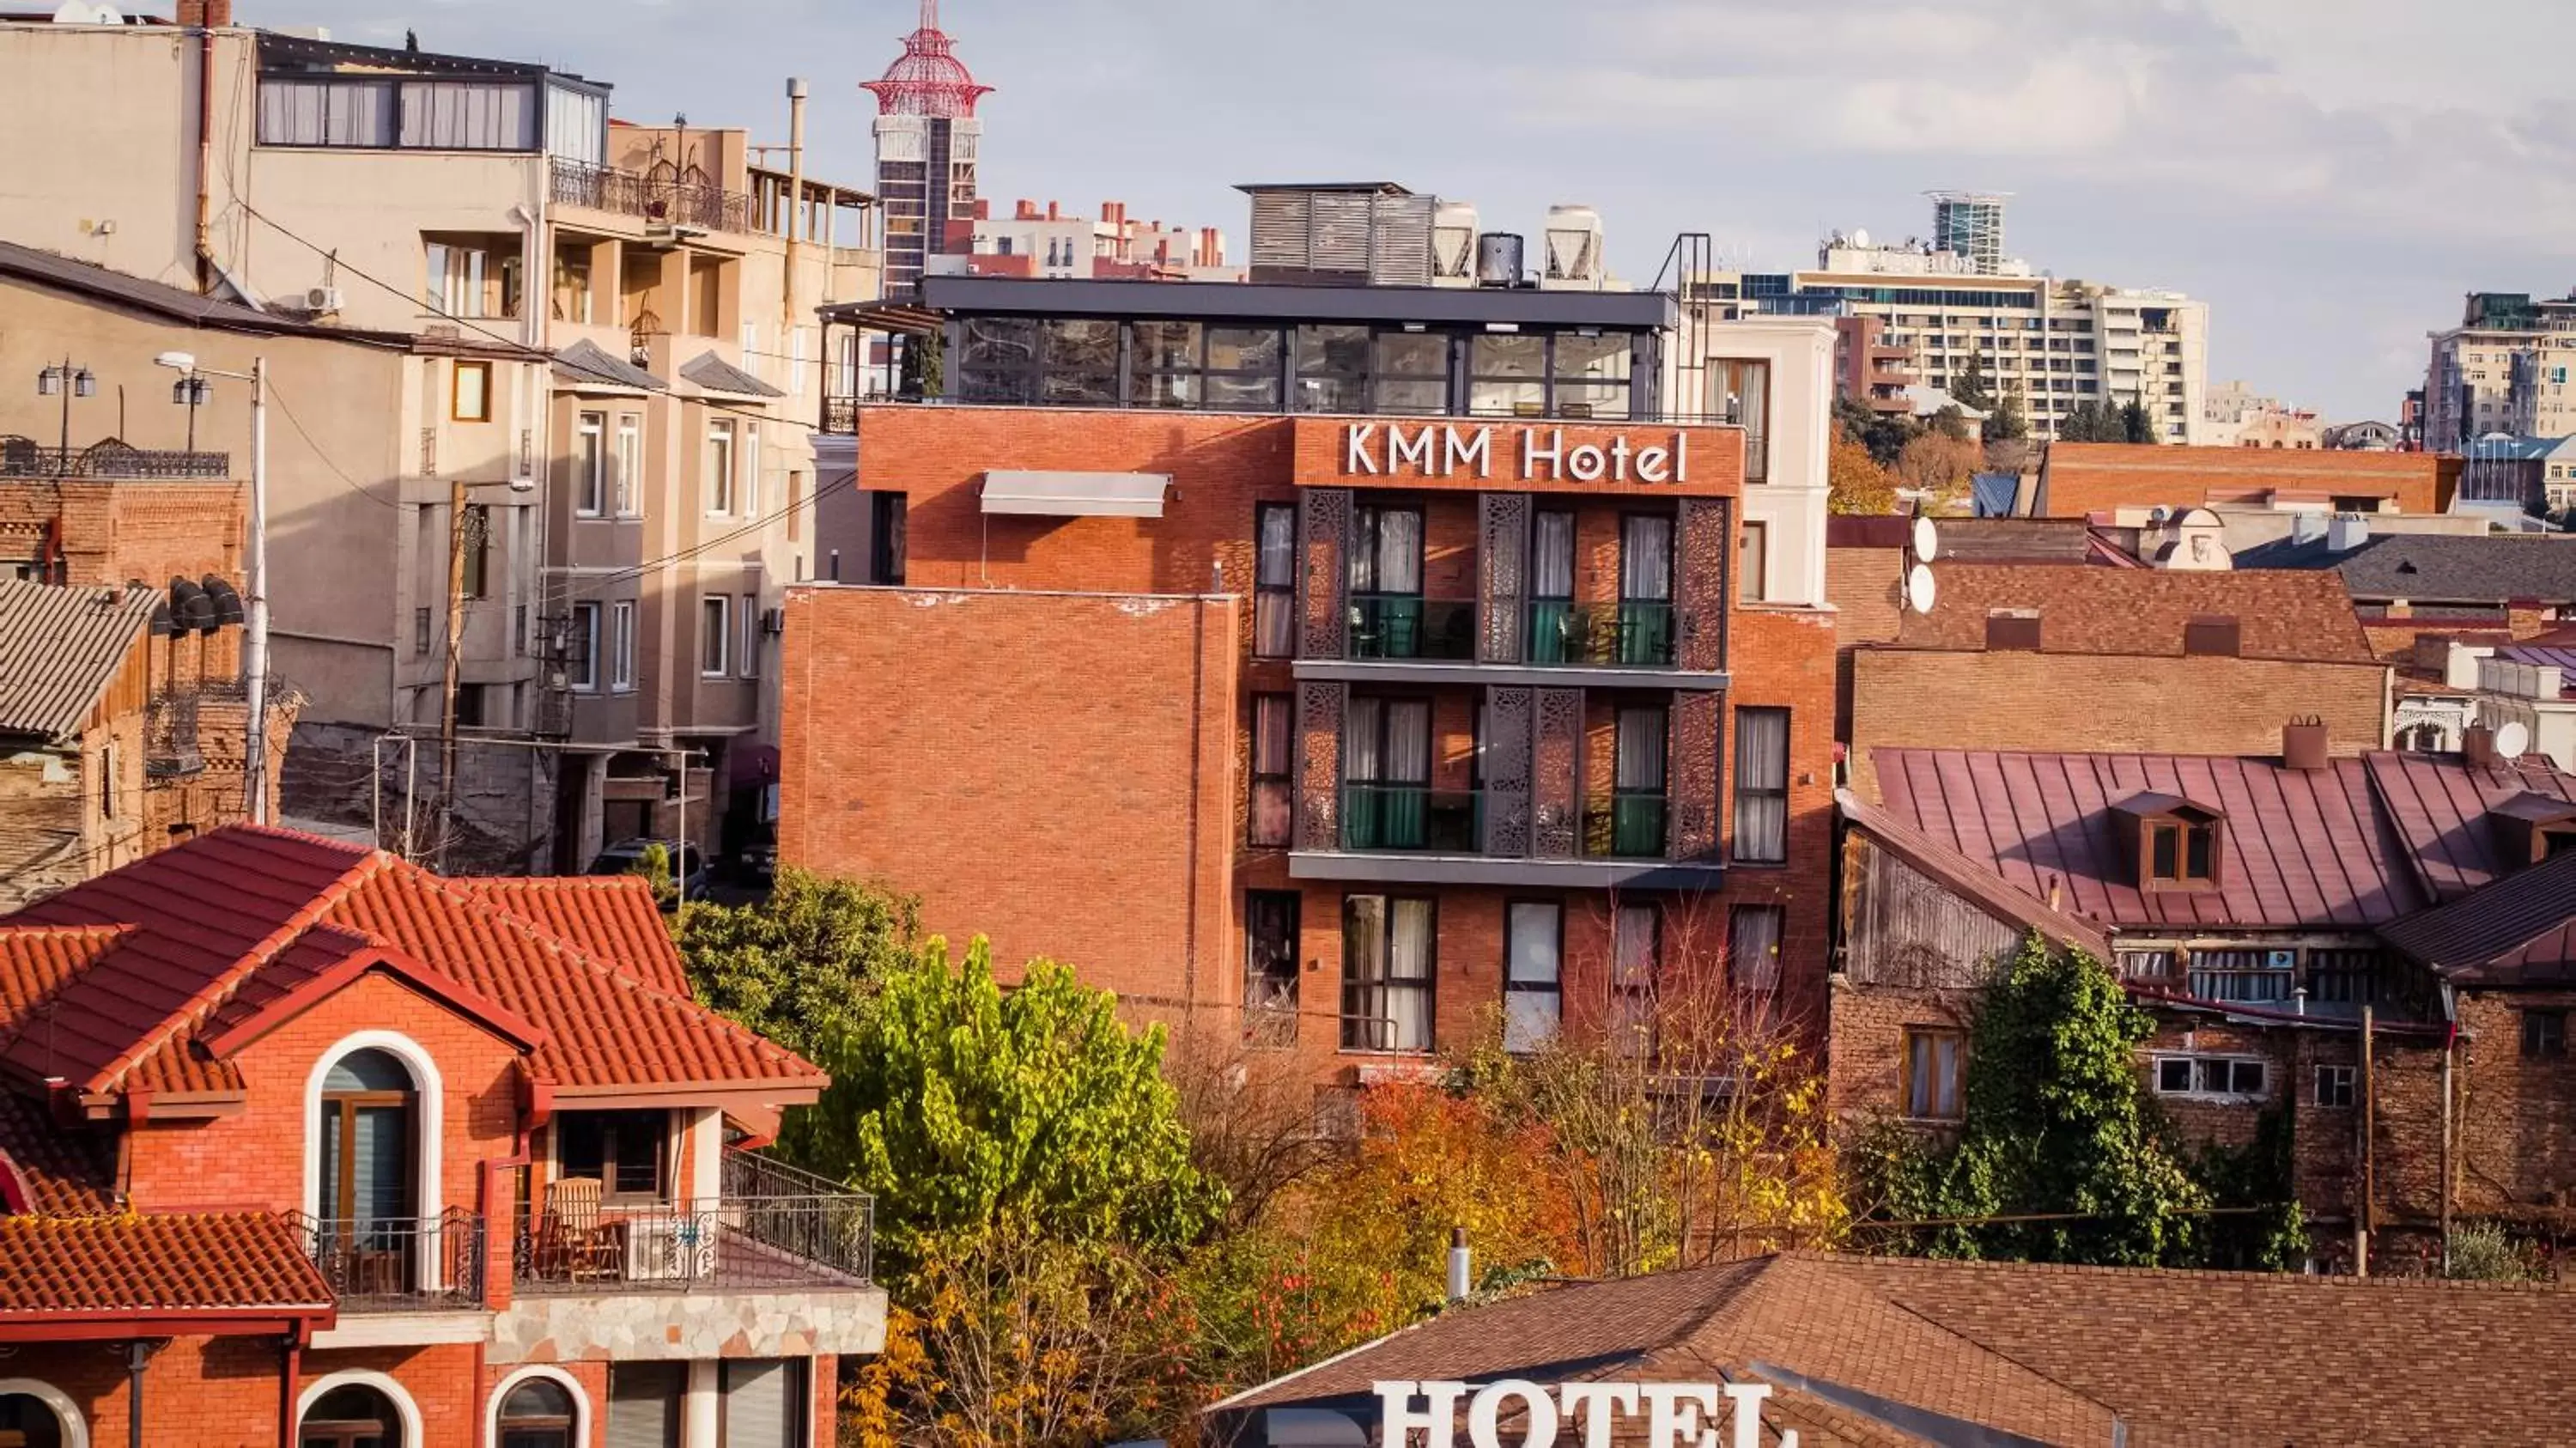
left=0, top=3, right=882, bottom=872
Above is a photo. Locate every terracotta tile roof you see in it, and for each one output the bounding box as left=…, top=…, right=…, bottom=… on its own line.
left=2381, top=848, right=2576, bottom=985
left=1879, top=564, right=2378, bottom=663
left=0, top=825, right=819, bottom=1100
left=2365, top=751, right=2576, bottom=903
left=1221, top=1252, right=2576, bottom=1448
left=451, top=876, right=691, bottom=995
left=0, top=1212, right=331, bottom=1322
left=0, top=580, right=156, bottom=743
left=0, top=1091, right=111, bottom=1214
left=1869, top=748, right=2428, bottom=931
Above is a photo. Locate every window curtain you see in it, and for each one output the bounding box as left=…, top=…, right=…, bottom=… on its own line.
left=1735, top=709, right=1789, bottom=864
left=1729, top=905, right=1784, bottom=994
left=1620, top=516, right=1673, bottom=600
left=1255, top=506, right=1297, bottom=657
left=1353, top=508, right=1423, bottom=593
left=719, top=1361, right=799, bottom=1448
left=1388, top=898, right=1433, bottom=1050
left=1251, top=696, right=1292, bottom=846
left=1529, top=512, right=1577, bottom=661
left=1615, top=709, right=1667, bottom=790
left=1504, top=902, right=1562, bottom=1053
left=1611, top=904, right=1657, bottom=1056
left=1376, top=700, right=1431, bottom=847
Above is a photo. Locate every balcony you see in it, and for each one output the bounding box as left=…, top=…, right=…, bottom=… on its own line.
left=510, top=1147, right=872, bottom=1295
left=291, top=1209, right=486, bottom=1314
left=1528, top=601, right=1676, bottom=668
left=1340, top=784, right=1485, bottom=853
left=1349, top=596, right=1477, bottom=661
left=550, top=157, right=753, bottom=234
left=1587, top=794, right=1671, bottom=860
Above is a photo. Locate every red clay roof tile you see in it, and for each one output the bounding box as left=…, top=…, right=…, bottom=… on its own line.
left=0, top=1212, right=331, bottom=1320
left=1881, top=564, right=2378, bottom=663
left=450, top=876, right=691, bottom=995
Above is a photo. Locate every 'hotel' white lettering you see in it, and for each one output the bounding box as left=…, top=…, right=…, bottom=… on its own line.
left=1372, top=1379, right=1781, bottom=1448
left=1342, top=424, right=1691, bottom=484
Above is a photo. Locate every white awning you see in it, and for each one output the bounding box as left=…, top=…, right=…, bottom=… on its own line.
left=980, top=470, right=1170, bottom=518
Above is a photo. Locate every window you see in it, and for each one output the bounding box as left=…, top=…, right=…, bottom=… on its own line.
left=2152, top=1054, right=2268, bottom=1099
left=1468, top=333, right=1546, bottom=417
left=566, top=603, right=599, bottom=692
left=1348, top=506, right=1425, bottom=660
left=1738, top=519, right=1768, bottom=603
left=259, top=77, right=396, bottom=147
left=1374, top=330, right=1449, bottom=415
left=1904, top=1029, right=1964, bottom=1120
left=513, top=604, right=528, bottom=656
left=738, top=593, right=759, bottom=678
left=1294, top=324, right=1371, bottom=413
left=1713, top=357, right=1770, bottom=481
left=870, top=493, right=908, bottom=586
left=1243, top=890, right=1300, bottom=1047
left=2148, top=818, right=2216, bottom=885
left=1733, top=707, right=1790, bottom=865
left=1607, top=706, right=1668, bottom=857
left=609, top=601, right=635, bottom=693
left=426, top=238, right=514, bottom=318
left=556, top=1109, right=669, bottom=1202
left=1528, top=510, right=1576, bottom=662
left=574, top=412, right=605, bottom=515
left=607, top=1363, right=684, bottom=1448
left=1618, top=514, right=1674, bottom=666
left=1504, top=901, right=1563, bottom=1053
left=700, top=596, right=730, bottom=676
left=2524, top=1008, right=2567, bottom=1060
left=1041, top=319, right=1119, bottom=404
left=413, top=606, right=432, bottom=656
left=1610, top=903, right=1658, bottom=1056
left=613, top=416, right=641, bottom=516
left=1342, top=696, right=1431, bottom=850
left=1984, top=610, right=2042, bottom=650
left=705, top=420, right=737, bottom=514
left=741, top=423, right=762, bottom=518
left=1553, top=332, right=1632, bottom=420
left=2183, top=615, right=2242, bottom=657
left=2315, top=1063, right=2355, bottom=1109
left=317, top=1049, right=416, bottom=1225
left=99, top=740, right=118, bottom=821
left=301, top=1384, right=405, bottom=1448
left=452, top=360, right=493, bottom=422
left=1342, top=894, right=1434, bottom=1052
left=1728, top=904, right=1784, bottom=995
left=718, top=1360, right=806, bottom=1448
left=496, top=1378, right=575, bottom=1448
left=460, top=505, right=490, bottom=599
left=787, top=471, right=805, bottom=542
left=1249, top=693, right=1293, bottom=847
left=1254, top=503, right=1297, bottom=658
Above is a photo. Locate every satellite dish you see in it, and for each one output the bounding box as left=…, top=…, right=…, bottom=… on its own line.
left=1906, top=563, right=1937, bottom=615
left=1911, top=516, right=1940, bottom=564
left=1850, top=227, right=1872, bottom=248
left=2496, top=721, right=2531, bottom=762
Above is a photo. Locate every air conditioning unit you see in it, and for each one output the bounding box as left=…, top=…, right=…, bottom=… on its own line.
left=760, top=607, right=786, bottom=636
left=305, top=286, right=344, bottom=313
left=2265, top=950, right=2297, bottom=970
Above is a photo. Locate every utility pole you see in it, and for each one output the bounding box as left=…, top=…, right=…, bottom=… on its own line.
left=440, top=478, right=468, bottom=867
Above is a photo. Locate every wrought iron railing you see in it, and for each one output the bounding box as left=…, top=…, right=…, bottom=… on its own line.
left=512, top=1149, right=872, bottom=1294
left=290, top=1209, right=486, bottom=1311
left=0, top=438, right=230, bottom=479
left=550, top=157, right=753, bottom=234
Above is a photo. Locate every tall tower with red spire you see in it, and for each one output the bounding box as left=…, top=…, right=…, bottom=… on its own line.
left=867, top=0, right=992, bottom=300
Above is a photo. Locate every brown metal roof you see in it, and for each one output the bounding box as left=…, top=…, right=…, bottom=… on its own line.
left=2382, top=848, right=2576, bottom=984
left=1870, top=747, right=2427, bottom=930
left=2365, top=751, right=2576, bottom=903
left=1835, top=788, right=2112, bottom=958
left=0, top=580, right=156, bottom=743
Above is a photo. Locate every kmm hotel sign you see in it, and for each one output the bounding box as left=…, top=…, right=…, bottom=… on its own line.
left=1342, top=423, right=1693, bottom=484
left=1371, top=1378, right=1779, bottom=1448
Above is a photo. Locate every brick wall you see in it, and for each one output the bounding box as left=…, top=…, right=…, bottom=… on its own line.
left=1849, top=651, right=2386, bottom=788
left=2451, top=989, right=2576, bottom=1216
left=2039, top=444, right=2445, bottom=518
left=0, top=478, right=246, bottom=587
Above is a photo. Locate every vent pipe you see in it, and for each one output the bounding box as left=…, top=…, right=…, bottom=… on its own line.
left=1446, top=1226, right=1471, bottom=1303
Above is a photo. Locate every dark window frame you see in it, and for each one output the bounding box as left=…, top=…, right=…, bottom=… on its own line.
left=1903, top=1026, right=1965, bottom=1121
left=1340, top=892, right=1437, bottom=1054
left=1249, top=692, right=1294, bottom=849
left=869, top=492, right=908, bottom=586
left=1502, top=897, right=1564, bottom=1054
left=1252, top=502, right=1297, bottom=659
left=2524, top=1008, right=2567, bottom=1060
left=555, top=1107, right=671, bottom=1204
left=1732, top=706, right=1791, bottom=866
left=1984, top=610, right=2043, bottom=651
left=1242, top=890, right=1301, bottom=1048
left=2314, top=1062, right=2356, bottom=1108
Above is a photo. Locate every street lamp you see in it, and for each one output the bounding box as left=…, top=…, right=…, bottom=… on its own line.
left=34, top=357, right=96, bottom=460
left=169, top=374, right=213, bottom=451
left=154, top=349, right=271, bottom=827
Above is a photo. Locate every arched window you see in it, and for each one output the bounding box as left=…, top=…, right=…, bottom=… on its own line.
left=0, top=1389, right=73, bottom=1448
left=319, top=1049, right=416, bottom=1225
left=495, top=1379, right=574, bottom=1448
left=301, top=1384, right=401, bottom=1448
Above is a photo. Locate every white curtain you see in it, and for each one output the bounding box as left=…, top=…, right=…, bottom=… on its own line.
left=1251, top=696, right=1293, bottom=845
left=1355, top=508, right=1423, bottom=593
left=1255, top=506, right=1297, bottom=656
left=1616, top=709, right=1666, bottom=792
left=1345, top=698, right=1382, bottom=782
left=1729, top=905, right=1783, bottom=994
left=1735, top=709, right=1789, bottom=863
left=1382, top=700, right=1431, bottom=783
left=1532, top=512, right=1576, bottom=598
left=1622, top=515, right=1673, bottom=601
left=1611, top=904, right=1657, bottom=1057
left=1388, top=898, right=1434, bottom=1050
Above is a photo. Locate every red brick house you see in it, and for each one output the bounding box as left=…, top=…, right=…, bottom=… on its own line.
left=0, top=825, right=880, bottom=1447
left=1834, top=735, right=2576, bottom=1269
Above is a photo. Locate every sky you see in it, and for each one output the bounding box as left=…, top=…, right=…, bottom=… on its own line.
left=246, top=0, right=2576, bottom=423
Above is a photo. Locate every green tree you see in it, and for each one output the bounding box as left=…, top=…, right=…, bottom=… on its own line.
left=797, top=939, right=1227, bottom=1273
left=1878, top=936, right=2214, bottom=1267
left=2121, top=398, right=2156, bottom=444
left=2055, top=399, right=2124, bottom=442
left=677, top=870, right=919, bottom=1062
left=1985, top=384, right=2029, bottom=445
left=899, top=329, right=945, bottom=399
left=1949, top=350, right=1995, bottom=413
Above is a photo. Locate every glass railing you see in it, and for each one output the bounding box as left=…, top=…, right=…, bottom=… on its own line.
left=1350, top=594, right=1476, bottom=660
left=1585, top=794, right=1669, bottom=859
left=1527, top=601, right=1678, bottom=667
left=1340, top=784, right=1484, bottom=852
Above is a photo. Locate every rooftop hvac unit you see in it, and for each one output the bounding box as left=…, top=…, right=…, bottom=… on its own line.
left=1431, top=200, right=1479, bottom=283
left=304, top=286, right=343, bottom=314
left=1542, top=204, right=1604, bottom=286
left=1241, top=184, right=1433, bottom=286
left=1475, top=233, right=1523, bottom=288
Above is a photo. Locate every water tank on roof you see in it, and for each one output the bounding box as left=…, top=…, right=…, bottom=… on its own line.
left=1475, top=233, right=1523, bottom=288
left=1431, top=201, right=1478, bottom=284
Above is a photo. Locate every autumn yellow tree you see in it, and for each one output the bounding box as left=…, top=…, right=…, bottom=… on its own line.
left=1828, top=437, right=1897, bottom=514
left=1896, top=429, right=1984, bottom=508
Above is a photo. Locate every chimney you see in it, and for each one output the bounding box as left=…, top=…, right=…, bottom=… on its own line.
left=2326, top=513, right=2370, bottom=553
left=972, top=198, right=989, bottom=221
left=1446, top=1226, right=1471, bottom=1303
left=1103, top=200, right=1125, bottom=228
left=1046, top=200, right=1060, bottom=221
left=1015, top=199, right=1039, bottom=222
left=2281, top=715, right=2330, bottom=771
left=178, top=0, right=233, bottom=24
left=2464, top=723, right=2499, bottom=769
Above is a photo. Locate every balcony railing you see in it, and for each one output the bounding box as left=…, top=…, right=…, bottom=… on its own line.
left=550, top=157, right=753, bottom=234
left=289, top=1209, right=486, bottom=1313
left=1528, top=601, right=1679, bottom=668
left=1349, top=595, right=1476, bottom=661
left=1585, top=794, right=1670, bottom=860
left=0, top=438, right=230, bottom=479
left=511, top=1148, right=872, bottom=1294
left=1340, top=784, right=1484, bottom=853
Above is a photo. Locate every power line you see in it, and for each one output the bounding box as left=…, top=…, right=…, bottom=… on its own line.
left=265, top=380, right=402, bottom=509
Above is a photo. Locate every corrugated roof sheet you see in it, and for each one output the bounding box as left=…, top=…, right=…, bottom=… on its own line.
left=0, top=1212, right=331, bottom=1319
left=0, top=825, right=819, bottom=1098
left=0, top=580, right=156, bottom=741
left=1835, top=788, right=2111, bottom=959
left=1878, top=565, right=2378, bottom=663
left=679, top=350, right=785, bottom=399
left=1869, top=748, right=2427, bottom=930
left=2366, top=751, right=2576, bottom=903
left=2382, top=848, right=2576, bottom=984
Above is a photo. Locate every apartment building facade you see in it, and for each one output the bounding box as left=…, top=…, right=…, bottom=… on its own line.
left=789, top=269, right=1838, bottom=1093
left=939, top=198, right=1237, bottom=281
left=0, top=824, right=880, bottom=1446
left=2422, top=290, right=2576, bottom=453
left=0, top=6, right=883, bottom=874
